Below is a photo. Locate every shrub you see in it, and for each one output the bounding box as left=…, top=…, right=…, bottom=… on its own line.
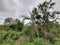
left=33, top=37, right=51, bottom=45
left=10, top=20, right=23, bottom=31
left=0, top=30, right=20, bottom=45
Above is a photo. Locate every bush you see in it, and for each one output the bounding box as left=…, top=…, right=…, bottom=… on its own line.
left=10, top=20, right=23, bottom=31
left=0, top=30, right=20, bottom=45
left=54, top=38, right=60, bottom=45
left=33, top=37, right=51, bottom=45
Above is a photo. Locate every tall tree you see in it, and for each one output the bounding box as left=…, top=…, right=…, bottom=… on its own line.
left=21, top=0, right=60, bottom=43
left=32, top=0, right=60, bottom=43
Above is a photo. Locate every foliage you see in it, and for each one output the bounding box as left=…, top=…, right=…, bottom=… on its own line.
left=0, top=0, right=60, bottom=45
left=0, top=30, right=20, bottom=45
left=33, top=37, right=51, bottom=45
left=55, top=40, right=60, bottom=45
left=4, top=18, right=24, bottom=31
left=10, top=19, right=23, bottom=31
left=31, top=0, right=60, bottom=43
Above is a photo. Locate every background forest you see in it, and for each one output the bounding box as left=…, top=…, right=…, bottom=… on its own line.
left=0, top=0, right=60, bottom=45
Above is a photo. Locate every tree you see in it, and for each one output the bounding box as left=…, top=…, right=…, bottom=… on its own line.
left=21, top=0, right=60, bottom=43
left=4, top=17, right=14, bottom=25
left=21, top=12, right=39, bottom=40
left=32, top=0, right=60, bottom=43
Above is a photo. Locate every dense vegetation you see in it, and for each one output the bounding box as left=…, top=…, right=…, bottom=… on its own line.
left=0, top=0, right=60, bottom=45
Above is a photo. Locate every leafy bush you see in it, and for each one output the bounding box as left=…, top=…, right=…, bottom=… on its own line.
left=21, top=26, right=29, bottom=35
left=10, top=20, right=23, bottom=31
left=0, top=30, right=20, bottom=45
left=33, top=37, right=51, bottom=45
left=54, top=38, right=60, bottom=45
left=0, top=39, right=15, bottom=45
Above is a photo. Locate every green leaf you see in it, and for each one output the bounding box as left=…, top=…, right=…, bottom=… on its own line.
left=49, top=6, right=54, bottom=9
left=50, top=3, right=55, bottom=6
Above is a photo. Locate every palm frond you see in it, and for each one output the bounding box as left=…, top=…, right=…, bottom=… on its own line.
left=20, top=15, right=31, bottom=23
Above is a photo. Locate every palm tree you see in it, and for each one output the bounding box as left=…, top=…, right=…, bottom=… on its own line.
left=20, top=8, right=40, bottom=39
left=21, top=0, right=60, bottom=43
left=33, top=0, right=60, bottom=43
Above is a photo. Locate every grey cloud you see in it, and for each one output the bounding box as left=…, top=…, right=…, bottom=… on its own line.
left=0, top=0, right=35, bottom=24
left=0, top=0, right=6, bottom=11
left=0, top=0, right=60, bottom=24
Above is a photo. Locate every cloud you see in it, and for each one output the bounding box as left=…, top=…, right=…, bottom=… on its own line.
left=0, top=0, right=60, bottom=24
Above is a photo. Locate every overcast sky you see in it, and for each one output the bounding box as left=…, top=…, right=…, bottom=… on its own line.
left=0, top=0, right=60, bottom=24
